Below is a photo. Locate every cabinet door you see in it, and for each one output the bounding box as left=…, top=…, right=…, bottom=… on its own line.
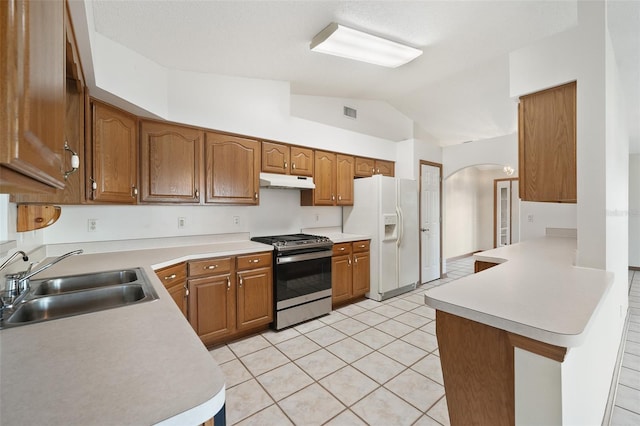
left=262, top=141, right=289, bottom=174
left=140, top=121, right=202, bottom=203
left=336, top=154, right=354, bottom=205
left=236, top=267, right=273, bottom=331
left=167, top=282, right=188, bottom=317
left=290, top=146, right=313, bottom=177
left=205, top=132, right=260, bottom=204
left=90, top=101, right=138, bottom=203
left=312, top=150, right=336, bottom=206
left=156, top=263, right=188, bottom=317
left=519, top=82, right=576, bottom=203
left=355, top=157, right=375, bottom=178
left=188, top=274, right=235, bottom=344
left=352, top=251, right=370, bottom=297
left=332, top=254, right=352, bottom=305
left=1, top=0, right=65, bottom=192
left=375, top=160, right=395, bottom=177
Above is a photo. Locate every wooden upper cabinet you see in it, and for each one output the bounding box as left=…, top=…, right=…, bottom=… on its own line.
left=375, top=160, right=395, bottom=177
left=261, top=141, right=313, bottom=177
left=1, top=0, right=66, bottom=193
left=519, top=81, right=576, bottom=203
left=140, top=121, right=202, bottom=203
left=304, top=150, right=336, bottom=206
left=205, top=132, right=260, bottom=204
left=90, top=100, right=138, bottom=204
left=336, top=154, right=354, bottom=205
left=355, top=157, right=394, bottom=178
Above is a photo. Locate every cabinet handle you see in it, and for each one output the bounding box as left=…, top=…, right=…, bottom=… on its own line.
left=292, top=163, right=296, bottom=170
left=376, top=168, right=380, bottom=174
left=195, top=189, right=200, bottom=198
left=348, top=256, right=352, bottom=266
left=184, top=284, right=189, bottom=296
left=284, top=161, right=288, bottom=169
left=226, top=277, right=230, bottom=290
left=359, top=244, right=365, bottom=248
left=372, top=168, right=375, bottom=174
left=164, top=274, right=177, bottom=280
left=354, top=256, right=358, bottom=264
left=131, top=186, right=138, bottom=197
left=339, top=247, right=345, bottom=251
left=338, top=195, right=342, bottom=201
left=63, top=141, right=80, bottom=180
left=250, top=259, right=259, bottom=263
left=239, top=276, right=243, bottom=287
left=331, top=194, right=335, bottom=201
left=90, top=177, right=97, bottom=191
left=205, top=265, right=217, bottom=270
left=254, top=192, right=258, bottom=200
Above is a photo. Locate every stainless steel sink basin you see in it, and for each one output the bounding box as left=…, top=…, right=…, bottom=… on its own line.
left=0, top=268, right=158, bottom=329
left=32, top=270, right=138, bottom=295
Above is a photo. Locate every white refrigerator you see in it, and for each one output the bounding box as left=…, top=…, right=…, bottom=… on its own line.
left=343, top=175, right=419, bottom=301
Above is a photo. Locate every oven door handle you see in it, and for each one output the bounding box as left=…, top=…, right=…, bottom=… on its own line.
left=276, top=250, right=332, bottom=264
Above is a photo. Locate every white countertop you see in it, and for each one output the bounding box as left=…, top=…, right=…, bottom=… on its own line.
left=0, top=239, right=273, bottom=426
left=424, top=236, right=614, bottom=348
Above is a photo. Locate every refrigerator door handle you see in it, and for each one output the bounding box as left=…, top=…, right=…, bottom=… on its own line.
left=396, top=206, right=404, bottom=247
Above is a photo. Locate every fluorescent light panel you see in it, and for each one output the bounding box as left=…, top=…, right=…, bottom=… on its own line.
left=310, top=23, right=422, bottom=68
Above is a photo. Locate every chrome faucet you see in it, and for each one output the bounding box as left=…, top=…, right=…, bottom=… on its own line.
left=17, top=249, right=84, bottom=286
left=0, top=251, right=29, bottom=272
left=0, top=250, right=30, bottom=317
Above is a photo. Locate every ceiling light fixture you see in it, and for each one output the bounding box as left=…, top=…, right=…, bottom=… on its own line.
left=310, top=23, right=422, bottom=68
left=503, top=166, right=515, bottom=176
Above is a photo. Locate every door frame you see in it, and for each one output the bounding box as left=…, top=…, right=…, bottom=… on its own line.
left=419, top=160, right=444, bottom=282
left=493, top=178, right=518, bottom=248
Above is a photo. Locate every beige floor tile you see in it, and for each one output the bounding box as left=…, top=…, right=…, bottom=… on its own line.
left=619, top=366, right=640, bottom=391
left=294, top=318, right=326, bottom=334
left=628, top=330, right=640, bottom=344
left=295, top=348, right=347, bottom=380
left=275, top=335, right=321, bottom=360
left=306, top=325, right=348, bottom=347
left=395, top=311, right=433, bottom=327
left=209, top=345, right=236, bottom=364
left=228, top=334, right=272, bottom=358
left=624, top=352, right=640, bottom=372
left=320, top=365, right=379, bottom=406
left=353, top=351, right=405, bottom=384
left=326, top=337, right=374, bottom=364
left=355, top=298, right=383, bottom=310
left=413, top=414, right=444, bottom=426
left=630, top=322, right=640, bottom=333
left=219, top=358, right=253, bottom=388
left=385, top=369, right=444, bottom=411
left=352, top=327, right=396, bottom=350
left=626, top=341, right=640, bottom=356
left=240, top=346, right=289, bottom=376
left=319, top=310, right=349, bottom=325
left=323, top=409, right=367, bottom=426
left=420, top=321, right=437, bottom=336
left=375, top=319, right=415, bottom=338
left=402, top=293, right=428, bottom=306
left=379, top=339, right=428, bottom=367
left=351, top=387, right=422, bottom=426
left=336, top=303, right=367, bottom=317
left=427, top=396, right=450, bottom=426
left=330, top=317, right=370, bottom=336
left=615, top=384, right=640, bottom=414
left=411, top=354, right=444, bottom=385
left=402, top=329, right=439, bottom=352
left=372, top=304, right=406, bottom=318
left=387, top=298, right=422, bottom=311
left=611, top=406, right=640, bottom=426
left=225, top=379, right=274, bottom=425
left=278, top=383, right=345, bottom=426
left=236, top=404, right=293, bottom=426
left=257, top=363, right=314, bottom=401
left=352, top=310, right=388, bottom=326
left=261, top=327, right=300, bottom=345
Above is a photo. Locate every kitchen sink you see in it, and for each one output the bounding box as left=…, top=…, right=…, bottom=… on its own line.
left=0, top=268, right=158, bottom=329
left=32, top=270, right=138, bottom=295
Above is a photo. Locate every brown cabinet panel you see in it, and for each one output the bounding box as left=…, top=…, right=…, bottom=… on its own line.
left=262, top=141, right=289, bottom=174
left=156, top=263, right=188, bottom=317
left=205, top=132, right=260, bottom=204
left=1, top=0, right=65, bottom=192
left=519, top=82, right=576, bottom=203
left=140, top=121, right=202, bottom=203
left=188, top=274, right=236, bottom=344
left=355, top=157, right=375, bottom=178
left=290, top=146, right=313, bottom=177
left=237, top=266, right=273, bottom=331
left=332, top=240, right=370, bottom=306
left=90, top=101, right=138, bottom=203
left=474, top=261, right=499, bottom=273
left=332, top=254, right=352, bottom=305
left=236, top=252, right=271, bottom=270
left=352, top=251, right=370, bottom=297
left=375, top=160, right=395, bottom=177
left=188, top=257, right=232, bottom=278
left=336, top=154, right=354, bottom=205
left=303, top=150, right=336, bottom=206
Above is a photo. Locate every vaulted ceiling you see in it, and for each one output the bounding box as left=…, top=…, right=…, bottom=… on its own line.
left=89, top=0, right=639, bottom=151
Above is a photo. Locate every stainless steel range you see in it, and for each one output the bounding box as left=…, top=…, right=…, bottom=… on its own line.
left=251, top=233, right=332, bottom=330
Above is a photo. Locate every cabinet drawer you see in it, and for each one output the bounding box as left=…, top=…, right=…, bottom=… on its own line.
left=352, top=240, right=370, bottom=253
left=155, top=263, right=187, bottom=289
left=188, top=257, right=232, bottom=277
left=332, top=243, right=353, bottom=256
left=237, top=252, right=272, bottom=270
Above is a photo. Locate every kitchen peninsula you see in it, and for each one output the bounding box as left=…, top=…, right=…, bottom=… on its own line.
left=425, top=234, right=614, bottom=425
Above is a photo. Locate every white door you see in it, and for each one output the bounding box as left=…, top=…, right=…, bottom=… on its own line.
left=420, top=164, right=441, bottom=283
left=496, top=180, right=511, bottom=247
left=397, top=179, right=419, bottom=289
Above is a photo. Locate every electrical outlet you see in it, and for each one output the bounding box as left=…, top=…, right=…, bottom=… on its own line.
left=88, top=219, right=98, bottom=232
left=233, top=216, right=240, bottom=225
left=178, top=217, right=186, bottom=229
left=315, top=214, right=320, bottom=222
left=527, top=215, right=534, bottom=223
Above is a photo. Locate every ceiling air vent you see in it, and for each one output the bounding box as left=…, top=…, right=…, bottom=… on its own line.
left=343, top=106, right=357, bottom=120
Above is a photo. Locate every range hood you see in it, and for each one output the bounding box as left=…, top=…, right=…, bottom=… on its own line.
left=259, top=172, right=315, bottom=189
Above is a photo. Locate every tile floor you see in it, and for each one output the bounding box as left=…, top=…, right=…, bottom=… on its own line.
left=611, top=269, right=640, bottom=425
left=209, top=256, right=474, bottom=426
left=209, top=259, right=640, bottom=425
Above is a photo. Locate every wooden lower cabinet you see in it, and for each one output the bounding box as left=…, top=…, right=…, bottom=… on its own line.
left=474, top=260, right=499, bottom=273
left=236, top=252, right=273, bottom=331
left=188, top=273, right=236, bottom=344
left=332, top=240, right=370, bottom=306
left=155, top=263, right=188, bottom=317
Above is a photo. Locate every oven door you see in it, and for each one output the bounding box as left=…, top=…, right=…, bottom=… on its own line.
left=275, top=249, right=332, bottom=310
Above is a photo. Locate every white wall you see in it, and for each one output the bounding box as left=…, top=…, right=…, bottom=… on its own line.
left=442, top=133, right=518, bottom=179
left=631, top=154, right=640, bottom=268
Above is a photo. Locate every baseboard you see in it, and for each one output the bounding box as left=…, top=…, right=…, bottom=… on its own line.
left=630, top=266, right=640, bottom=271
left=446, top=251, right=480, bottom=262
left=602, top=309, right=630, bottom=425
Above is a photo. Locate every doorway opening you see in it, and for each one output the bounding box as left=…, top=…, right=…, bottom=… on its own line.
left=419, top=160, right=442, bottom=284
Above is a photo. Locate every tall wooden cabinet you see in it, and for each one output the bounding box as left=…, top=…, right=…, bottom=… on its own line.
left=205, top=132, right=261, bottom=204
left=140, top=121, right=203, bottom=203
left=518, top=81, right=576, bottom=203
left=1, top=0, right=66, bottom=193
left=302, top=151, right=354, bottom=206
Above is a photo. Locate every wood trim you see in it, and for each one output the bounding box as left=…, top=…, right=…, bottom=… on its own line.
left=508, top=332, right=567, bottom=362
left=630, top=266, right=640, bottom=271
left=419, top=160, right=443, bottom=283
